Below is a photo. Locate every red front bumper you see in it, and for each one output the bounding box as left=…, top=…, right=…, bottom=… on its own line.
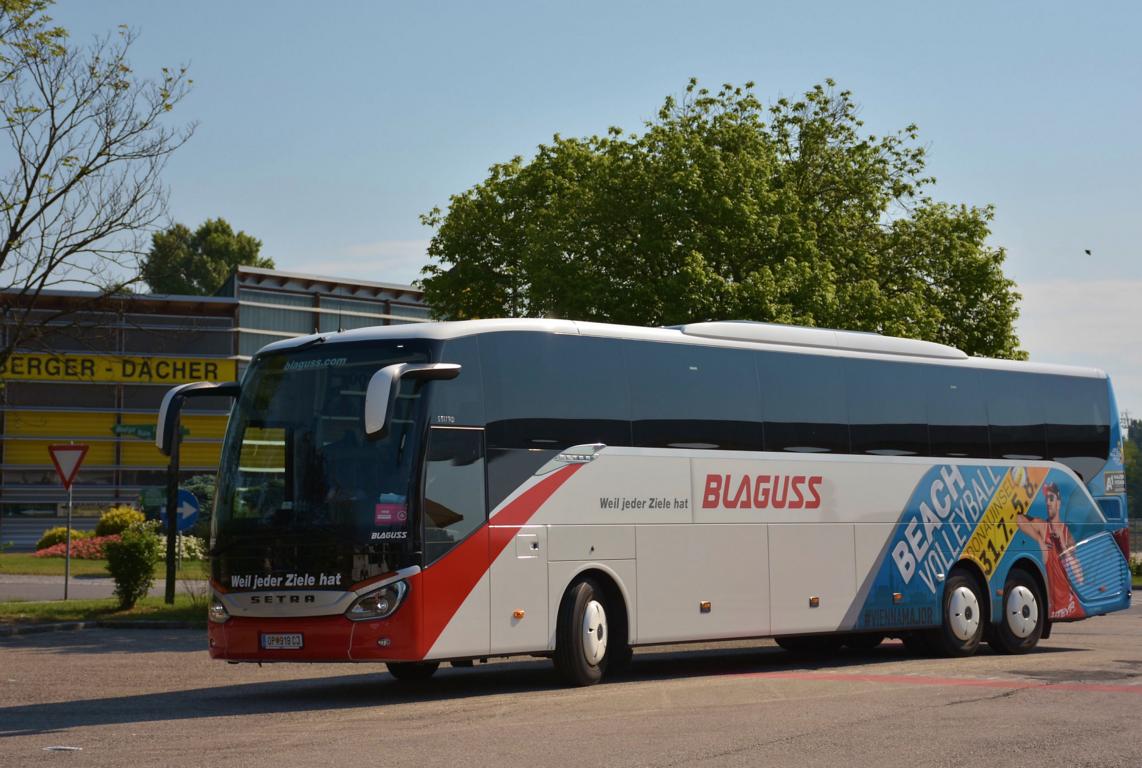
left=208, top=597, right=423, bottom=663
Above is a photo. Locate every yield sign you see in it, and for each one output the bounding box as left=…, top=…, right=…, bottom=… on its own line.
left=48, top=444, right=89, bottom=491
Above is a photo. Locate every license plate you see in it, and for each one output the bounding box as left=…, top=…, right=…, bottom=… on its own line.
left=260, top=633, right=303, bottom=650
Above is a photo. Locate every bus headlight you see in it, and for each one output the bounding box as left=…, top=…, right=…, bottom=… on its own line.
left=208, top=593, right=230, bottom=624
left=345, top=580, right=408, bottom=621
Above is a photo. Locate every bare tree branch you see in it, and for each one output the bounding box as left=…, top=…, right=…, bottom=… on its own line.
left=0, top=11, right=193, bottom=366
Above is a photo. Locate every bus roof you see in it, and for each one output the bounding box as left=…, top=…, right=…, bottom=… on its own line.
left=257, top=318, right=1107, bottom=380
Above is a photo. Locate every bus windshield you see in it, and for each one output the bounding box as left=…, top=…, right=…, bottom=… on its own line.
left=212, top=340, right=431, bottom=591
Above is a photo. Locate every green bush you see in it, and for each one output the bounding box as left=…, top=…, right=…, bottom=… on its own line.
left=177, top=534, right=207, bottom=561
left=35, top=526, right=94, bottom=551
left=95, top=505, right=146, bottom=537
left=104, top=521, right=162, bottom=609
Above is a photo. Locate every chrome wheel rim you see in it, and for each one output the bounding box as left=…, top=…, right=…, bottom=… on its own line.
left=1005, top=585, right=1039, bottom=639
left=948, top=586, right=980, bottom=642
left=582, top=599, right=607, bottom=666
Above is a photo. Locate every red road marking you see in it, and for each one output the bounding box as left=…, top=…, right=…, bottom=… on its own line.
left=738, top=670, right=1142, bottom=695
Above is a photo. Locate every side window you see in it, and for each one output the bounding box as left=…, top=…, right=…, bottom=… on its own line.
left=1097, top=497, right=1124, bottom=526
left=1044, top=375, right=1110, bottom=480
left=422, top=427, right=486, bottom=565
left=926, top=366, right=990, bottom=458
left=846, top=359, right=929, bottom=456
left=985, top=370, right=1047, bottom=460
left=628, top=342, right=763, bottom=450
left=481, top=332, right=631, bottom=449
left=760, top=352, right=850, bottom=453
left=428, top=336, right=485, bottom=426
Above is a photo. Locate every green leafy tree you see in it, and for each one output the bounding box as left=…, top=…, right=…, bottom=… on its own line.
left=141, top=218, right=272, bottom=295
left=420, top=79, right=1024, bottom=358
left=0, top=0, right=192, bottom=366
left=1125, top=420, right=1141, bottom=518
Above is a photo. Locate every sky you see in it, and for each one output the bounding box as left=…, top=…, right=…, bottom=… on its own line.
left=49, top=1, right=1142, bottom=415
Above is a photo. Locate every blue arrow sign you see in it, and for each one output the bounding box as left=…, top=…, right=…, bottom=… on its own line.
left=160, top=489, right=200, bottom=533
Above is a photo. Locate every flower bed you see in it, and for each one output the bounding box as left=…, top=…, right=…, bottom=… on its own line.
left=33, top=534, right=122, bottom=560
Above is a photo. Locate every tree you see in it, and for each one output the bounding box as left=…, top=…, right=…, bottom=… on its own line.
left=420, top=79, right=1025, bottom=358
left=1125, top=419, right=1141, bottom=519
left=141, top=218, right=271, bottom=295
left=0, top=1, right=193, bottom=366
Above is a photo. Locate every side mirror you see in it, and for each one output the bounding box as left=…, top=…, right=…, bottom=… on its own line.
left=156, top=380, right=241, bottom=455
left=364, top=363, right=460, bottom=439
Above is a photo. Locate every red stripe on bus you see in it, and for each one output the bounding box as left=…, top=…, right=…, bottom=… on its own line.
left=417, top=464, right=583, bottom=655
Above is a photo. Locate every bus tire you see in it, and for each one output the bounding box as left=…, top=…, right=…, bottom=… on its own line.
left=387, top=661, right=439, bottom=681
left=553, top=578, right=609, bottom=686
left=989, top=567, right=1044, bottom=655
left=928, top=570, right=984, bottom=657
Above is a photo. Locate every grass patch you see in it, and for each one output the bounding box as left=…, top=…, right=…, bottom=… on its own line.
left=0, top=593, right=207, bottom=627
left=0, top=552, right=208, bottom=580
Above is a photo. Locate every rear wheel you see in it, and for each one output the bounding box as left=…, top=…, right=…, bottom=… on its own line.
left=927, top=570, right=985, bottom=657
left=553, top=578, right=610, bottom=686
left=989, top=568, right=1044, bottom=654
left=386, top=661, right=440, bottom=681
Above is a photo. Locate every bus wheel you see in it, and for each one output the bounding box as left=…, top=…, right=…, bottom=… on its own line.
left=387, top=661, right=440, bottom=681
left=989, top=568, right=1044, bottom=654
left=928, top=570, right=984, bottom=657
left=554, top=578, right=609, bottom=686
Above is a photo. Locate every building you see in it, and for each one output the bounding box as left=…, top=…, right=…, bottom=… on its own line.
left=0, top=266, right=428, bottom=516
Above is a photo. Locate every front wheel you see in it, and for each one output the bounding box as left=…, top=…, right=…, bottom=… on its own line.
left=927, top=570, right=985, bottom=657
left=989, top=568, right=1044, bottom=654
left=387, top=661, right=440, bottom=681
left=553, top=578, right=610, bottom=686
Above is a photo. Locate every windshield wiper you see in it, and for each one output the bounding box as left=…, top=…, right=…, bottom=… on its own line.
left=293, top=335, right=327, bottom=350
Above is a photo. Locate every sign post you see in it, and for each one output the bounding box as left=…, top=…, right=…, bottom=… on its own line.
left=48, top=444, right=89, bottom=601
left=164, top=427, right=181, bottom=605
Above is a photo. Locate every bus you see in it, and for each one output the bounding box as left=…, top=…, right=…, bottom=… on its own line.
left=157, top=319, right=1132, bottom=685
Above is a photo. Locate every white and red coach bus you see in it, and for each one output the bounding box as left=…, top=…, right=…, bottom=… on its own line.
left=157, top=319, right=1132, bottom=685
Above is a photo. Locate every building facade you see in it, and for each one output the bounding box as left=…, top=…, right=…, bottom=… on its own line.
left=0, top=267, right=427, bottom=515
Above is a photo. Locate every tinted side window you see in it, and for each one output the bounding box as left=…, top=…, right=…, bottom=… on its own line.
left=846, top=360, right=929, bottom=456
left=428, top=336, right=485, bottom=426
left=760, top=352, right=849, bottom=453
left=481, top=332, right=631, bottom=449
left=628, top=342, right=763, bottom=450
left=1044, top=374, right=1109, bottom=480
left=422, top=427, right=486, bottom=565
left=927, top=366, right=990, bottom=458
left=985, top=370, right=1046, bottom=460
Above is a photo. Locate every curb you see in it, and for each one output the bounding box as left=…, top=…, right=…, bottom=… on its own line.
left=0, top=620, right=201, bottom=637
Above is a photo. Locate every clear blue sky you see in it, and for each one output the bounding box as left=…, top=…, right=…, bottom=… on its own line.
left=52, top=1, right=1142, bottom=413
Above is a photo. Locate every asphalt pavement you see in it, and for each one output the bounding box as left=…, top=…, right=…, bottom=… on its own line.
left=1, top=603, right=1139, bottom=768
